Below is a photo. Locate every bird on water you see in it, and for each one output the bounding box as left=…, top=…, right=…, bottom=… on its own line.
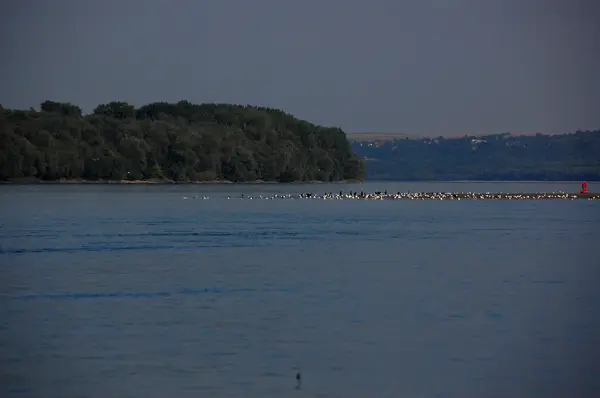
left=295, top=371, right=302, bottom=389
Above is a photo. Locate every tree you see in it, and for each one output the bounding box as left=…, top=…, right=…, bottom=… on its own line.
left=93, top=102, right=136, bottom=119
left=40, top=101, right=82, bottom=117
left=0, top=101, right=366, bottom=183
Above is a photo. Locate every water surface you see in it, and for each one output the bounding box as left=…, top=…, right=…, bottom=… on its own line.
left=1, top=182, right=599, bottom=397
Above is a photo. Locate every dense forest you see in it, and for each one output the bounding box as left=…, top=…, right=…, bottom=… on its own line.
left=0, top=101, right=365, bottom=182
left=352, top=131, right=600, bottom=181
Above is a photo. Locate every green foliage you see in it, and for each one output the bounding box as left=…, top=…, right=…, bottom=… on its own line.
left=0, top=101, right=365, bottom=182
left=40, top=101, right=82, bottom=117
left=93, top=102, right=136, bottom=119
left=352, top=132, right=600, bottom=181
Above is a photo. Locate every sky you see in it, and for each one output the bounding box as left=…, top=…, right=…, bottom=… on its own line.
left=1, top=0, right=598, bottom=136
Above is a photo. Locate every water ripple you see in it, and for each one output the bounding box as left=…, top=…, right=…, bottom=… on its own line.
left=10, top=286, right=290, bottom=301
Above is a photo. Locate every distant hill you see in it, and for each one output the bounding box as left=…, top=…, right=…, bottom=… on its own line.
left=346, top=132, right=410, bottom=141
left=346, top=131, right=568, bottom=142
left=351, top=131, right=600, bottom=181
left=0, top=101, right=365, bottom=183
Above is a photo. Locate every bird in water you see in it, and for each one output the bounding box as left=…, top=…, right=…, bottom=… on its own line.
left=295, top=371, right=302, bottom=389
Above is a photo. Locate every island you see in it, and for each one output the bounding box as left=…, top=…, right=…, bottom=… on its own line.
left=0, top=101, right=365, bottom=183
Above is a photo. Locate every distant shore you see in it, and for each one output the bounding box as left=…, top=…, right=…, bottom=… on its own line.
left=0, top=178, right=594, bottom=185
left=0, top=178, right=362, bottom=185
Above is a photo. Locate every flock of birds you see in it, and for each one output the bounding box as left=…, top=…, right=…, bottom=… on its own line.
left=182, top=190, right=597, bottom=201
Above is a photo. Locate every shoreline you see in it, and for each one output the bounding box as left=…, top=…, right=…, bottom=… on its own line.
left=0, top=178, right=594, bottom=185
left=0, top=179, right=363, bottom=185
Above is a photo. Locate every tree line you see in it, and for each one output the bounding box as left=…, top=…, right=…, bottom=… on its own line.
left=0, top=101, right=365, bottom=182
left=352, top=131, right=600, bottom=181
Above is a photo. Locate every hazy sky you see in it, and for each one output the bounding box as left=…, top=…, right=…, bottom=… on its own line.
left=1, top=0, right=598, bottom=135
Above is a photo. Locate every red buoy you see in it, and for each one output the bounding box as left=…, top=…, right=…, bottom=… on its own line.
left=581, top=181, right=588, bottom=193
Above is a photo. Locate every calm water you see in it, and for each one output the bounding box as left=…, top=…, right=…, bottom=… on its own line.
left=1, top=181, right=599, bottom=398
